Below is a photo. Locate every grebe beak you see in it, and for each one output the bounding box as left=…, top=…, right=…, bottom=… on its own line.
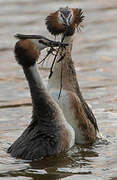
left=44, top=39, right=68, bottom=48
left=15, top=34, right=68, bottom=48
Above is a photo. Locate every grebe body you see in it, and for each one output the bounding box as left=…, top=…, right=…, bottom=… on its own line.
left=8, top=35, right=75, bottom=160
left=46, top=7, right=99, bottom=144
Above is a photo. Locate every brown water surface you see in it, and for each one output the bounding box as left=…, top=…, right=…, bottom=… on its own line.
left=0, top=0, right=117, bottom=179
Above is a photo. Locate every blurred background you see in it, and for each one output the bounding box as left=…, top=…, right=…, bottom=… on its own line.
left=0, top=0, right=117, bottom=180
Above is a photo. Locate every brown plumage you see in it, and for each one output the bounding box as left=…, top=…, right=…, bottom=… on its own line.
left=45, top=8, right=84, bottom=36
left=69, top=92, right=96, bottom=143
left=71, top=8, right=84, bottom=29
left=46, top=10, right=65, bottom=35
left=15, top=40, right=40, bottom=68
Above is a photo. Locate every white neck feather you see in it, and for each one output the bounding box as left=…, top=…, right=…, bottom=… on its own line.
left=48, top=35, right=74, bottom=90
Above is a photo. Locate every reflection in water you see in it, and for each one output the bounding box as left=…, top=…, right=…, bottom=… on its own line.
left=0, top=0, right=117, bottom=179
left=1, top=147, right=99, bottom=180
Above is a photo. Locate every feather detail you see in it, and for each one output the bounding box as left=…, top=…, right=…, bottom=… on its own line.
left=45, top=8, right=84, bottom=36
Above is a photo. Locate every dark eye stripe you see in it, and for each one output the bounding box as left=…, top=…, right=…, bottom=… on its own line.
left=61, top=13, right=65, bottom=19
left=68, top=14, right=72, bottom=23
left=61, top=13, right=67, bottom=23
left=60, top=12, right=72, bottom=26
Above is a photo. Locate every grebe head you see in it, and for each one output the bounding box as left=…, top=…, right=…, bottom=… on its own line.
left=46, top=7, right=84, bottom=36
left=15, top=34, right=67, bottom=68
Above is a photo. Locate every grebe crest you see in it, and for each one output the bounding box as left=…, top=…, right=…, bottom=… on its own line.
left=46, top=7, right=84, bottom=36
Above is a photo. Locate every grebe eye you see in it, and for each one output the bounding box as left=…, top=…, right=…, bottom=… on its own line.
left=38, top=40, right=43, bottom=43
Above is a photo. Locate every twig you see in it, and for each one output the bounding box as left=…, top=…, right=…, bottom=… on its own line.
left=58, top=61, right=63, bottom=100
left=49, top=32, right=66, bottom=79
left=37, top=47, right=56, bottom=65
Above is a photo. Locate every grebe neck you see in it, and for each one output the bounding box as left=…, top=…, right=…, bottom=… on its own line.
left=61, top=35, right=73, bottom=53
left=23, top=64, right=58, bottom=122
left=48, top=35, right=78, bottom=92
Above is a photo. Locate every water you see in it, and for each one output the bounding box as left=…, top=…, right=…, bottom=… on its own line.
left=0, top=0, right=117, bottom=179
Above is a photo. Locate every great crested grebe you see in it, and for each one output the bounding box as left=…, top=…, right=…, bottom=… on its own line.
left=7, top=34, right=75, bottom=160
left=45, top=7, right=99, bottom=144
